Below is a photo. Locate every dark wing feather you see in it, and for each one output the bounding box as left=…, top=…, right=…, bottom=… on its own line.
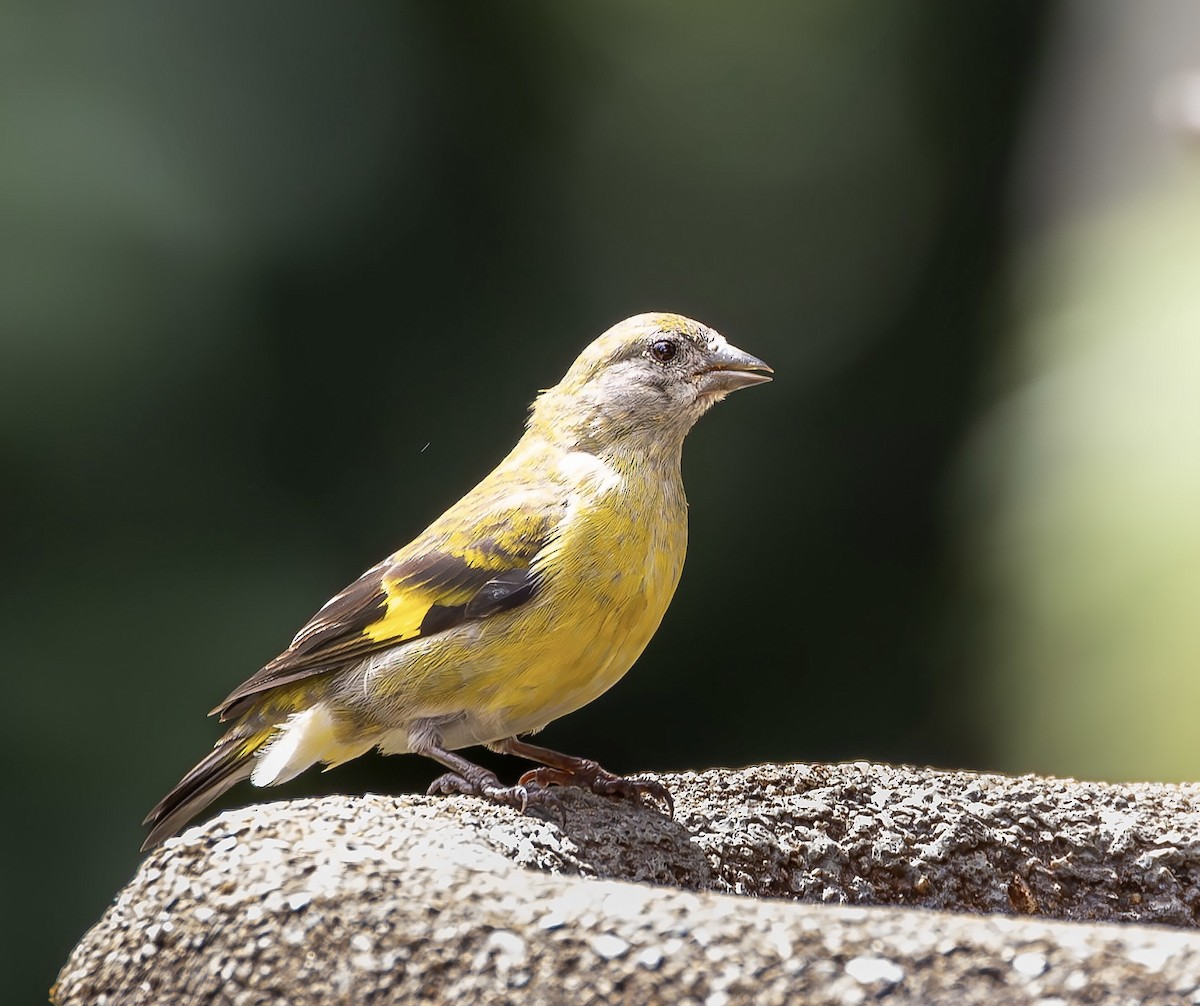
left=214, top=506, right=557, bottom=721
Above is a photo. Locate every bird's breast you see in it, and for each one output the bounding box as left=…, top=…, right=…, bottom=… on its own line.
left=487, top=459, right=688, bottom=731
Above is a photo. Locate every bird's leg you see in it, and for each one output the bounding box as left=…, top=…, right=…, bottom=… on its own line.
left=491, top=736, right=674, bottom=817
left=410, top=721, right=561, bottom=816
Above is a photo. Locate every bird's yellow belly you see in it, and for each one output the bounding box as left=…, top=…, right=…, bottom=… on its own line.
left=483, top=503, right=685, bottom=739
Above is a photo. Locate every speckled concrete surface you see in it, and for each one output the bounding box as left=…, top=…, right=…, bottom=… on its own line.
left=54, top=761, right=1200, bottom=1004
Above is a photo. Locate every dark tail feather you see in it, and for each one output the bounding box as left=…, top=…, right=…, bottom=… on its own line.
left=141, top=735, right=257, bottom=851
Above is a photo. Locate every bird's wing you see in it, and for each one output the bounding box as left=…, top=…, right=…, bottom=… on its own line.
left=214, top=500, right=559, bottom=720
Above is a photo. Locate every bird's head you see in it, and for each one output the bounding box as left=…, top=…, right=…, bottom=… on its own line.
left=529, top=313, right=772, bottom=454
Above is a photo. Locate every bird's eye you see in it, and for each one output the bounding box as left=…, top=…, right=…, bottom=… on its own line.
left=649, top=339, right=677, bottom=363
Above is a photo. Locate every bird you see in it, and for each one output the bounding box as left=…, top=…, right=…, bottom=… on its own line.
left=142, top=312, right=771, bottom=850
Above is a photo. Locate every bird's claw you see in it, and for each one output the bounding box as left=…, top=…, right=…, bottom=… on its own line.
left=427, top=771, right=565, bottom=823
left=517, top=763, right=674, bottom=817
left=427, top=770, right=527, bottom=809
left=521, top=782, right=568, bottom=827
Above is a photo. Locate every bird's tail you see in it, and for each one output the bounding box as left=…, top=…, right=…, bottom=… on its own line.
left=141, top=730, right=269, bottom=851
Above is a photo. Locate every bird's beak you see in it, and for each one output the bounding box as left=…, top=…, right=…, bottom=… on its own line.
left=698, top=341, right=774, bottom=397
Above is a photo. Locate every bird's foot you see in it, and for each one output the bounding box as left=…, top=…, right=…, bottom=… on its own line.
left=427, top=770, right=564, bottom=822
left=427, top=769, right=528, bottom=809
left=517, top=759, right=674, bottom=817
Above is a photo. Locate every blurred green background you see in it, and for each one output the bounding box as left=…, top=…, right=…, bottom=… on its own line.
left=6, top=1, right=1200, bottom=1000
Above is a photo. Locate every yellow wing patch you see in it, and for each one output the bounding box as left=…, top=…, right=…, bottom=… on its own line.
left=362, top=572, right=477, bottom=644
left=362, top=589, right=427, bottom=644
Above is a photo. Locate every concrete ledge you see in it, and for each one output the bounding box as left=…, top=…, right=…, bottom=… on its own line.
left=54, top=762, right=1200, bottom=1004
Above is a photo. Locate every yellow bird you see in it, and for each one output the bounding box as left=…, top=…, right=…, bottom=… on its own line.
left=142, top=313, right=771, bottom=850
